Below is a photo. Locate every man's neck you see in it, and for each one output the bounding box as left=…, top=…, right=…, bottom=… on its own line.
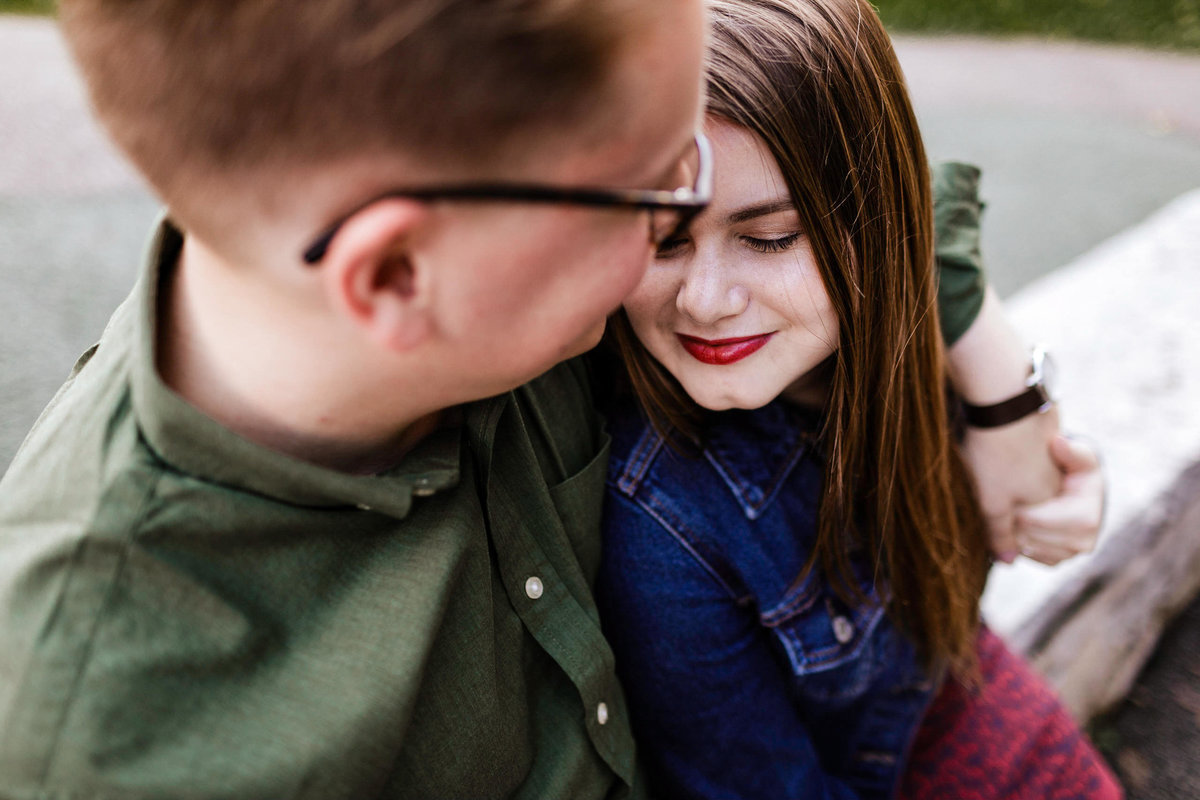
left=157, top=236, right=442, bottom=474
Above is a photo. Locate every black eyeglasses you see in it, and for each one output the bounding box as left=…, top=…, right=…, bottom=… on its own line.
left=300, top=132, right=713, bottom=264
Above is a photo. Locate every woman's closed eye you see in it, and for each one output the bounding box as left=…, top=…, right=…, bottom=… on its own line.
left=742, top=233, right=802, bottom=253
left=655, top=231, right=804, bottom=260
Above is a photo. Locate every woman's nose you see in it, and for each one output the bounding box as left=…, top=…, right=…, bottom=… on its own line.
left=676, top=256, right=749, bottom=326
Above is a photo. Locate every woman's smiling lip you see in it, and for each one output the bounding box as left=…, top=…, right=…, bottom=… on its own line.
left=677, top=333, right=775, bottom=365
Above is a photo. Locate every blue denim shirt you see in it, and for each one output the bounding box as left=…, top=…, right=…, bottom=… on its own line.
left=596, top=400, right=938, bottom=800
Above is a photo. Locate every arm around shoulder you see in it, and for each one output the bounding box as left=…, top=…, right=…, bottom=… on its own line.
left=932, top=161, right=987, bottom=347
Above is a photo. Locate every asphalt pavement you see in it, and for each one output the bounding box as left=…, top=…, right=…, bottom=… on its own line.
left=2, top=15, right=1199, bottom=797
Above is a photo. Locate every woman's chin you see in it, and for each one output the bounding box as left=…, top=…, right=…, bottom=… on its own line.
left=688, top=389, right=777, bottom=413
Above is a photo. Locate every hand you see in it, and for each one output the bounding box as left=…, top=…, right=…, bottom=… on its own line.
left=945, top=288, right=1104, bottom=565
left=1012, top=434, right=1105, bottom=566
left=960, top=406, right=1063, bottom=563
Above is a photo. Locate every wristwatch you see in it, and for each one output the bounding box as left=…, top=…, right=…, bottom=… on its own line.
left=962, top=344, right=1058, bottom=428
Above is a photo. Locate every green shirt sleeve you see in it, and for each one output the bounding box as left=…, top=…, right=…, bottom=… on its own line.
left=932, top=161, right=987, bottom=346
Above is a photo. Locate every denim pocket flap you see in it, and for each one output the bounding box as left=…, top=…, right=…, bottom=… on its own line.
left=764, top=576, right=888, bottom=703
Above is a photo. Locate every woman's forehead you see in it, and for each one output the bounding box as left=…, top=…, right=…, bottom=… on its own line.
left=702, top=119, right=794, bottom=219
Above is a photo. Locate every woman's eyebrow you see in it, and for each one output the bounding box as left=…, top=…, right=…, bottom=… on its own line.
left=727, top=198, right=794, bottom=224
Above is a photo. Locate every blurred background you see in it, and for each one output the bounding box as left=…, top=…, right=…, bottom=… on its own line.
left=1, top=2, right=1198, bottom=797
left=9, top=0, right=1200, bottom=48
left=8, top=0, right=1200, bottom=46
left=881, top=0, right=1200, bottom=50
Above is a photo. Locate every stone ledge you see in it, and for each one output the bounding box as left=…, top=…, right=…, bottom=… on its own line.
left=1010, top=459, right=1200, bottom=723
left=980, top=188, right=1200, bottom=721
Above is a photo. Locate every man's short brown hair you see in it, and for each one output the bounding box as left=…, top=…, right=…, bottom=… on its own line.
left=60, top=0, right=637, bottom=239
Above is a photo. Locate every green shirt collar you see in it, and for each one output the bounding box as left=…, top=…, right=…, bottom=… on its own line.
left=128, top=218, right=468, bottom=516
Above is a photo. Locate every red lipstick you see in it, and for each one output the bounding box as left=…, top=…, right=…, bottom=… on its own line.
left=677, top=333, right=774, bottom=365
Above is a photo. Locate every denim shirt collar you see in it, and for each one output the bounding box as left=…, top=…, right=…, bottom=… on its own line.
left=615, top=401, right=822, bottom=521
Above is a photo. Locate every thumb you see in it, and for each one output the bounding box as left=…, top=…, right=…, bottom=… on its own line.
left=1049, top=434, right=1100, bottom=476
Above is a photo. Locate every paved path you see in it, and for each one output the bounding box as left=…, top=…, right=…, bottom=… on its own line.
left=0, top=16, right=141, bottom=196
left=894, top=35, right=1200, bottom=295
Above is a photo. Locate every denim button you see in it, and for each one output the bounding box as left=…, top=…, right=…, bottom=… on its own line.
left=525, top=577, right=544, bottom=600
left=832, top=615, right=855, bottom=644
left=597, top=702, right=609, bottom=725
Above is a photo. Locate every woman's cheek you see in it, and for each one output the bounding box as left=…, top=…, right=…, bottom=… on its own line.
left=624, top=272, right=676, bottom=332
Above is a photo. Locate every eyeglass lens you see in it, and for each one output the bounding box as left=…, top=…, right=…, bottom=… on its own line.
left=648, top=141, right=704, bottom=245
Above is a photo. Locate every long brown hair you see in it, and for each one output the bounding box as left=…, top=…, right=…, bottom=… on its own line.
left=609, top=0, right=990, bottom=674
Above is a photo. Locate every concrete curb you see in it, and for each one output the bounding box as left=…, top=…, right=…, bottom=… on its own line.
left=983, top=188, right=1200, bottom=633
left=1013, top=458, right=1200, bottom=723
left=980, top=189, right=1200, bottom=719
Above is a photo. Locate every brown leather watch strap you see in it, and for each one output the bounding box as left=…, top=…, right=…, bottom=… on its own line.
left=962, top=386, right=1050, bottom=428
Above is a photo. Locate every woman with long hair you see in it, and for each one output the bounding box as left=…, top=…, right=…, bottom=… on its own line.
left=595, top=0, right=1120, bottom=796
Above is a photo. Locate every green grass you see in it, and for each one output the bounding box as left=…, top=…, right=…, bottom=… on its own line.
left=3, top=0, right=1198, bottom=52
left=876, top=0, right=1200, bottom=52
left=0, top=0, right=53, bottom=14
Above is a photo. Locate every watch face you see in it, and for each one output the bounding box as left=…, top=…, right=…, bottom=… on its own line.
left=1034, top=346, right=1058, bottom=404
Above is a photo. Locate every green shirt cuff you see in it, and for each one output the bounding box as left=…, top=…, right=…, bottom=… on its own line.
left=933, top=161, right=987, bottom=346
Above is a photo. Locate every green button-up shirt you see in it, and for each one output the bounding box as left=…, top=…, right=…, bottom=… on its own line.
left=0, top=222, right=639, bottom=799
left=0, top=163, right=984, bottom=799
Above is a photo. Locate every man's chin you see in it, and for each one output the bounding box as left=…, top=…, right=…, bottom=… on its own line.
left=563, top=319, right=608, bottom=359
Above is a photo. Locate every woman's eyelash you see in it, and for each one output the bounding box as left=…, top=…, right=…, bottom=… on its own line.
left=654, top=232, right=803, bottom=258
left=742, top=233, right=801, bottom=253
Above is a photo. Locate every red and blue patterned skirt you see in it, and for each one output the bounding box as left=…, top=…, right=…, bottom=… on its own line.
left=899, top=627, right=1123, bottom=800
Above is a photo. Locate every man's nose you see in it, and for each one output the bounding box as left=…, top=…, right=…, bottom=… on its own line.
left=676, top=255, right=749, bottom=326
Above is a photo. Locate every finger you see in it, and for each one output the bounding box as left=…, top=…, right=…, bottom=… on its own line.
left=1049, top=434, right=1101, bottom=476
left=1014, top=524, right=1098, bottom=555
left=1016, top=493, right=1101, bottom=532
left=1018, top=540, right=1080, bottom=567
left=985, top=508, right=1019, bottom=564
left=1017, top=470, right=1099, bottom=544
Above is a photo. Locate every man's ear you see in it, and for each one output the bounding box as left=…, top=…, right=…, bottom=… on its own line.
left=320, top=198, right=435, bottom=352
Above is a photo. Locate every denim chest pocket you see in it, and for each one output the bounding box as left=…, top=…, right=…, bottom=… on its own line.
left=765, top=577, right=889, bottom=706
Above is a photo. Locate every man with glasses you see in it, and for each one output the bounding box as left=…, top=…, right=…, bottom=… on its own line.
left=299, top=133, right=713, bottom=264
left=0, top=0, right=709, bottom=797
